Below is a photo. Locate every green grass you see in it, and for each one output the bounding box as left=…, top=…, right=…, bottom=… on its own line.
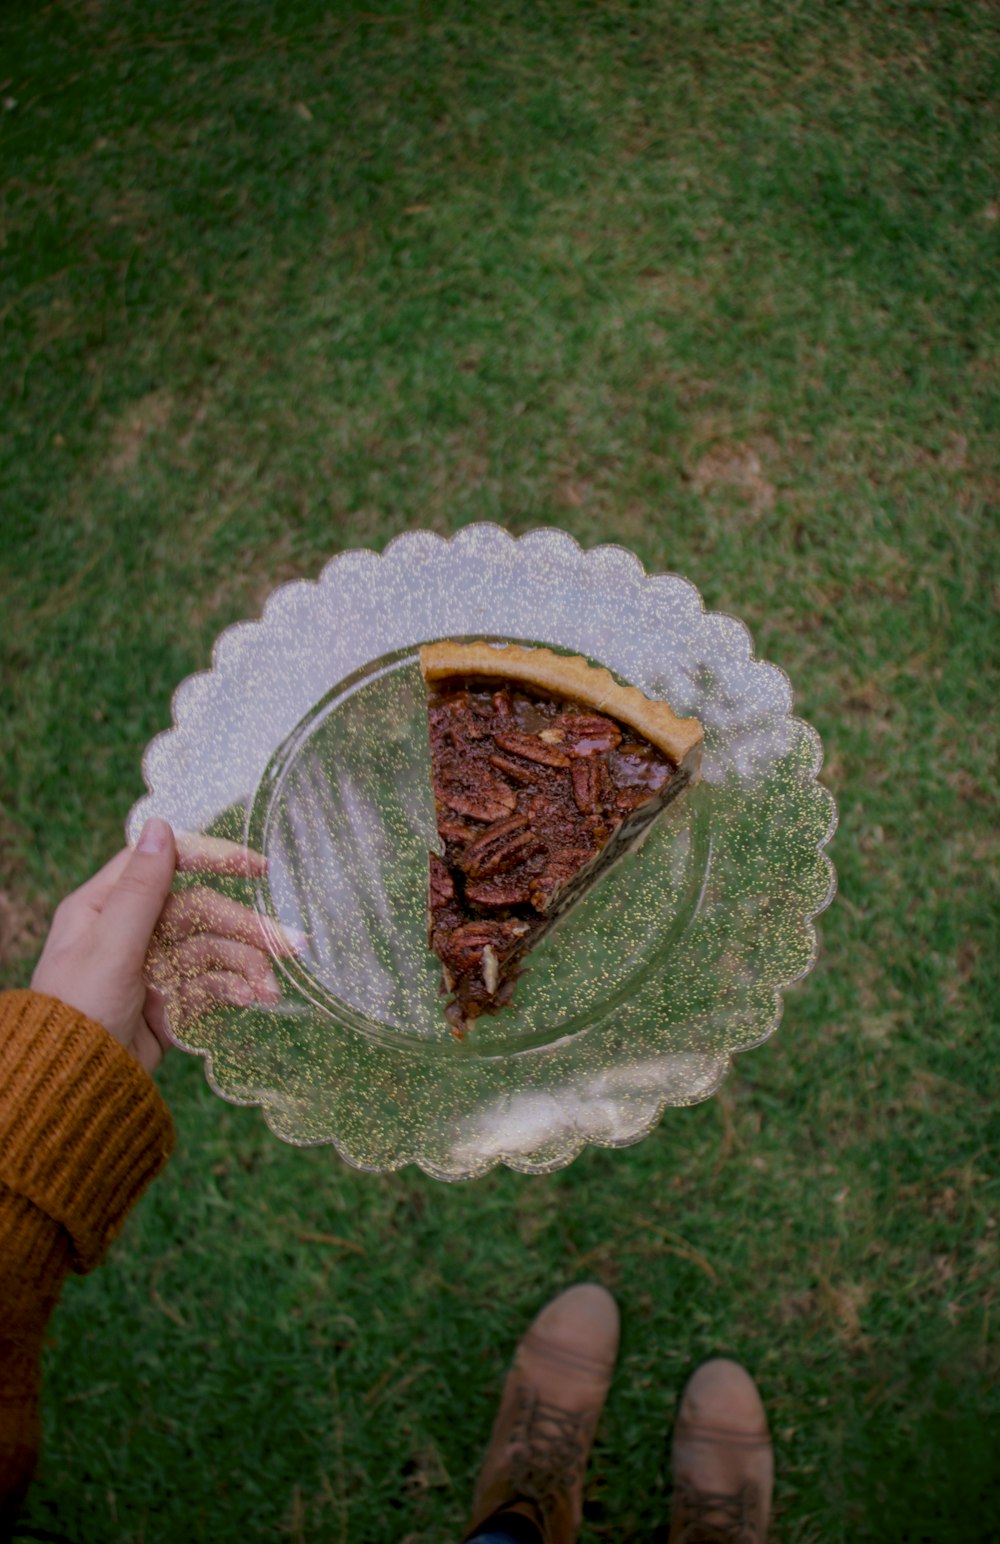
left=1, top=1, right=998, bottom=1539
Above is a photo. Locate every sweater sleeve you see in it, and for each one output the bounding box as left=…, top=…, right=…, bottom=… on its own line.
left=0, top=990, right=175, bottom=1529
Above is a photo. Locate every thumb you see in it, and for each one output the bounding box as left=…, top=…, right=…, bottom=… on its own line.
left=96, top=818, right=177, bottom=973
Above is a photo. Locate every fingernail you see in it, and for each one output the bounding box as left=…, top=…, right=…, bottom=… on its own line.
left=253, top=965, right=282, bottom=994
left=279, top=926, right=309, bottom=954
left=255, top=975, right=283, bottom=1006
left=137, top=817, right=172, bottom=854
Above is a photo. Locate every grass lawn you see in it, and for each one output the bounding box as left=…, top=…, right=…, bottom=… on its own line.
left=1, top=2, right=997, bottom=1540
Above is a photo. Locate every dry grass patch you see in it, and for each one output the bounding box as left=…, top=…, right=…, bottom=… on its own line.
left=106, top=389, right=175, bottom=475
left=0, top=887, right=48, bottom=973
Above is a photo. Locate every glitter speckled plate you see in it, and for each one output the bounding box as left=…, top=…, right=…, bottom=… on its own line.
left=128, top=526, right=836, bottom=1178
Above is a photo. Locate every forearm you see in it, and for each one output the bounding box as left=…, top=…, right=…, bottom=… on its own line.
left=0, top=990, right=175, bottom=1523
left=0, top=992, right=174, bottom=1266
left=0, top=1183, right=74, bottom=1529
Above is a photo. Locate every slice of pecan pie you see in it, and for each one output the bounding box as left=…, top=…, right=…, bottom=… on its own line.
left=421, top=641, right=703, bottom=1037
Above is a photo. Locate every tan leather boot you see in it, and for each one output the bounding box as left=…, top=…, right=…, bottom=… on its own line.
left=463, top=1283, right=620, bottom=1544
left=669, top=1358, right=773, bottom=1543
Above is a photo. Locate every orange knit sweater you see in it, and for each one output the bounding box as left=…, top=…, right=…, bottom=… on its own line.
left=0, top=990, right=175, bottom=1531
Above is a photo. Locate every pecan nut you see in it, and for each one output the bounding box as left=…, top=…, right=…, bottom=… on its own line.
left=493, top=729, right=572, bottom=767
left=557, top=713, right=622, bottom=756
left=464, top=875, right=535, bottom=906
left=491, top=689, right=515, bottom=723
left=429, top=853, right=454, bottom=905
left=615, top=785, right=657, bottom=813
left=434, top=919, right=528, bottom=974
left=571, top=758, right=612, bottom=814
left=438, top=818, right=477, bottom=846
left=488, top=752, right=538, bottom=786
left=529, top=846, right=595, bottom=912
left=438, top=765, right=518, bottom=822
left=457, top=814, right=541, bottom=878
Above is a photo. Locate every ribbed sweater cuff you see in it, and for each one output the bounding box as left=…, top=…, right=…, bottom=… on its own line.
left=0, top=991, right=175, bottom=1272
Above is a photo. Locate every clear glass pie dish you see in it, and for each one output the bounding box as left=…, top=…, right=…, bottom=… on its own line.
left=128, top=525, right=837, bottom=1178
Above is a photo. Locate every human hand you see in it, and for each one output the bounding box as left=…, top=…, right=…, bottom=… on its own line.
left=31, top=819, right=292, bottom=1075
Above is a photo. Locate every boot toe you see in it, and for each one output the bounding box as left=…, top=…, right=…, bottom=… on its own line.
left=670, top=1357, right=773, bottom=1544
left=676, top=1357, right=768, bottom=1437
left=526, top=1283, right=620, bottom=1370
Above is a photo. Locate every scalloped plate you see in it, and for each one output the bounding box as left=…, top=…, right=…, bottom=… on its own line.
left=128, top=526, right=836, bottom=1178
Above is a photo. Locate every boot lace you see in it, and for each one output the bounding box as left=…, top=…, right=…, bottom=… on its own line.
left=674, top=1478, right=762, bottom=1543
left=506, top=1386, right=594, bottom=1506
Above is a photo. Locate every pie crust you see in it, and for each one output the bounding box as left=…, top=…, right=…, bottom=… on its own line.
left=419, top=640, right=703, bottom=770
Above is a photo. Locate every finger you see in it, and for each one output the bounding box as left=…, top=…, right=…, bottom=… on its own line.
left=175, top=833, right=268, bottom=879
left=144, top=984, right=170, bottom=1046
left=144, top=984, right=189, bottom=1054
left=155, top=887, right=305, bottom=955
left=62, top=831, right=266, bottom=919
left=170, top=969, right=279, bottom=1028
left=94, top=820, right=178, bottom=976
left=150, top=934, right=280, bottom=993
